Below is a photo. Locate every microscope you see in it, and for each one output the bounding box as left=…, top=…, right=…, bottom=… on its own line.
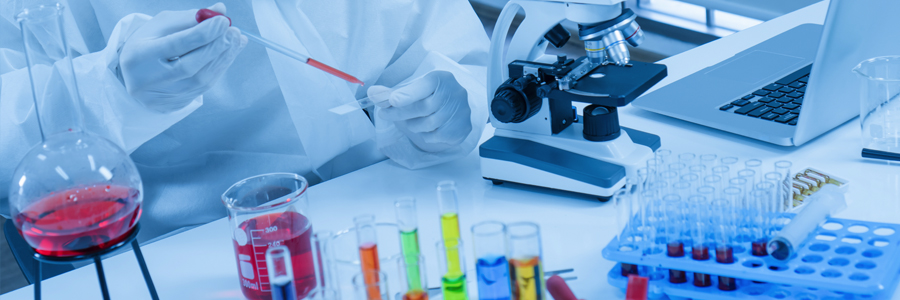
left=480, top=0, right=667, bottom=201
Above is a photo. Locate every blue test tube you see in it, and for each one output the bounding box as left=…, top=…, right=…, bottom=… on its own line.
left=471, top=221, right=511, bottom=300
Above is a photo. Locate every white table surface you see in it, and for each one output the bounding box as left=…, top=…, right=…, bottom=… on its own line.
left=6, top=1, right=900, bottom=299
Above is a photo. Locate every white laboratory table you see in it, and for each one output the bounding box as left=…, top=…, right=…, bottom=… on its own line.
left=5, top=1, right=900, bottom=299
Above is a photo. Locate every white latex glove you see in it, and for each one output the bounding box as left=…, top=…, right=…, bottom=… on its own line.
left=119, top=3, right=247, bottom=113
left=369, top=71, right=473, bottom=153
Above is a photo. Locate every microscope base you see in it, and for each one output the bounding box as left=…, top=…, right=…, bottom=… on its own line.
left=479, top=127, right=660, bottom=200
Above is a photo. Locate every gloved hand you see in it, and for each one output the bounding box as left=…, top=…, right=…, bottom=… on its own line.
left=119, top=3, right=247, bottom=113
left=369, top=71, right=473, bottom=153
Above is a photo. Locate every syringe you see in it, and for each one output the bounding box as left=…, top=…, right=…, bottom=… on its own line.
left=194, top=9, right=363, bottom=86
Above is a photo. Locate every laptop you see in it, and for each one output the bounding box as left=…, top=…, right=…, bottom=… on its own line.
left=631, top=0, right=900, bottom=146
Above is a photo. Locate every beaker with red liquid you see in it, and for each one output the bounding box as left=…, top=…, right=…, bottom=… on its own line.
left=223, top=173, right=318, bottom=300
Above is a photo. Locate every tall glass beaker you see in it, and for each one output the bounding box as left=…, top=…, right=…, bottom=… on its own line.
left=222, top=173, right=316, bottom=300
left=854, top=56, right=900, bottom=155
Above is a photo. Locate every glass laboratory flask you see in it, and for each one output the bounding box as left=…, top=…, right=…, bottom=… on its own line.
left=854, top=56, right=900, bottom=155
left=223, top=173, right=318, bottom=300
left=8, top=1, right=144, bottom=259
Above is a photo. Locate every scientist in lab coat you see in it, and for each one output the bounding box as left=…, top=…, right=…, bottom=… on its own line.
left=0, top=0, right=489, bottom=241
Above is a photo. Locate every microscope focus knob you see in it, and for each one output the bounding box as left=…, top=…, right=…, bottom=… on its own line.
left=492, top=75, right=542, bottom=123
left=582, top=104, right=621, bottom=141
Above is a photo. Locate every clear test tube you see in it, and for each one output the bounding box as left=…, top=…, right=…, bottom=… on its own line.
left=615, top=189, right=640, bottom=276
left=667, top=163, right=687, bottom=176
left=397, top=255, right=429, bottom=300
left=354, top=215, right=382, bottom=300
left=737, top=169, right=756, bottom=186
left=744, top=159, right=763, bottom=184
left=663, top=194, right=687, bottom=283
left=680, top=173, right=701, bottom=187
left=655, top=149, right=673, bottom=164
left=718, top=156, right=739, bottom=168
left=722, top=186, right=744, bottom=245
left=471, top=222, right=511, bottom=300
left=436, top=239, right=468, bottom=300
left=314, top=231, right=340, bottom=300
left=711, top=166, right=730, bottom=183
left=703, top=175, right=724, bottom=197
left=672, top=181, right=693, bottom=202
left=508, top=223, right=546, bottom=300
left=659, top=170, right=679, bottom=187
left=697, top=186, right=717, bottom=241
left=699, top=154, right=718, bottom=176
left=727, top=178, right=751, bottom=242
left=688, top=195, right=712, bottom=287
left=639, top=190, right=663, bottom=255
left=774, top=161, right=792, bottom=178
left=646, top=158, right=664, bottom=181
left=394, top=198, right=423, bottom=294
left=678, top=152, right=697, bottom=166
left=267, top=245, right=298, bottom=300
left=765, top=172, right=787, bottom=228
left=688, top=164, right=706, bottom=178
left=636, top=167, right=650, bottom=190
left=774, top=161, right=793, bottom=211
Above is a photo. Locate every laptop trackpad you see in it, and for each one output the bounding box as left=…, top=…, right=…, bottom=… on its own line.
left=704, top=50, right=805, bottom=85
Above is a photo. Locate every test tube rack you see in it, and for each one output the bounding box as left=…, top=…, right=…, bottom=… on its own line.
left=603, top=216, right=900, bottom=299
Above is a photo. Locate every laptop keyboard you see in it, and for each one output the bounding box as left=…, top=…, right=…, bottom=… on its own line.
left=718, top=64, right=812, bottom=126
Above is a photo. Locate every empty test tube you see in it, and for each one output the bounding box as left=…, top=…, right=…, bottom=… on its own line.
left=744, top=159, right=763, bottom=183
left=615, top=189, right=639, bottom=276
left=655, top=149, right=673, bottom=164
left=678, top=152, right=697, bottom=166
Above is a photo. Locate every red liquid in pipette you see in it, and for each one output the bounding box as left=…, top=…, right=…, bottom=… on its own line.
left=195, top=9, right=364, bottom=86
left=359, top=242, right=382, bottom=300
left=14, top=185, right=141, bottom=257
left=233, top=211, right=316, bottom=300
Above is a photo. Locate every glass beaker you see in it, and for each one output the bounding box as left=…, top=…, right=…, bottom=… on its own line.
left=222, top=173, right=316, bottom=300
left=854, top=56, right=900, bottom=154
left=9, top=1, right=143, bottom=258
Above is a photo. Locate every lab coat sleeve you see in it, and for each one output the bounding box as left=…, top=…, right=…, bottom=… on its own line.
left=0, top=13, right=202, bottom=216
left=374, top=0, right=490, bottom=169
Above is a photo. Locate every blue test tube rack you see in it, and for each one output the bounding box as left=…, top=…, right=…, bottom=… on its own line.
left=602, top=216, right=900, bottom=299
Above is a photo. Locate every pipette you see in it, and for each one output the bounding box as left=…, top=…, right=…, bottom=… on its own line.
left=194, top=9, right=363, bottom=86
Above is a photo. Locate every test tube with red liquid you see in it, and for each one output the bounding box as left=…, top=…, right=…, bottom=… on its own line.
left=223, top=173, right=317, bottom=300
left=663, top=194, right=686, bottom=284
left=355, top=215, right=383, bottom=300
left=750, top=186, right=773, bottom=257
left=715, top=187, right=742, bottom=291
left=688, top=195, right=711, bottom=287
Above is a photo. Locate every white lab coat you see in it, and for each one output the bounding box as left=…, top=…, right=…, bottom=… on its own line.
left=0, top=0, right=489, bottom=241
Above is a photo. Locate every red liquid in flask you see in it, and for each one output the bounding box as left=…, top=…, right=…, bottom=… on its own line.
left=233, top=211, right=316, bottom=300
left=14, top=185, right=141, bottom=257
